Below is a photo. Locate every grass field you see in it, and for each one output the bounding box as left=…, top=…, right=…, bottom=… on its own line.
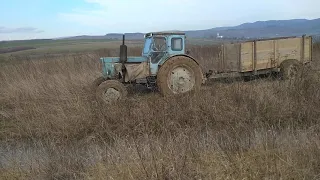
left=0, top=40, right=320, bottom=179
left=0, top=38, right=230, bottom=65
left=0, top=39, right=144, bottom=64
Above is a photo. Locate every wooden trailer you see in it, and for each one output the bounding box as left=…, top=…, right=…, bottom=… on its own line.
left=207, top=35, right=313, bottom=79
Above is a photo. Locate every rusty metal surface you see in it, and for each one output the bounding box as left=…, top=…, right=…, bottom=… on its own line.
left=124, top=61, right=150, bottom=82
left=113, top=62, right=150, bottom=82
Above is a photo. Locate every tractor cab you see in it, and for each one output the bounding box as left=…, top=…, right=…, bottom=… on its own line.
left=142, top=32, right=186, bottom=57
left=142, top=32, right=187, bottom=75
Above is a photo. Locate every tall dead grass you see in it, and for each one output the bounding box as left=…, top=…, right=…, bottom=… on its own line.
left=0, top=44, right=320, bottom=179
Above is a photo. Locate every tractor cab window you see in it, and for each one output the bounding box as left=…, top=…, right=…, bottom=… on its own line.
left=143, top=37, right=152, bottom=54
left=152, top=37, right=166, bottom=51
left=171, top=38, right=183, bottom=51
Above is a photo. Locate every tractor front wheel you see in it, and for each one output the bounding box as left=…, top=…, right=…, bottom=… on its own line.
left=95, top=80, right=128, bottom=104
left=157, top=56, right=203, bottom=96
left=92, top=76, right=106, bottom=91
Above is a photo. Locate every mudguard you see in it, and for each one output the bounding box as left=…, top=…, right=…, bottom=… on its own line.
left=159, top=54, right=200, bottom=66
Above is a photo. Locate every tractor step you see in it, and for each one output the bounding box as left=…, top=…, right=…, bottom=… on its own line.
left=146, top=76, right=157, bottom=89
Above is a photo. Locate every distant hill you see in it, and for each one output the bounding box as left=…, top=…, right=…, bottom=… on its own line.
left=186, top=18, right=320, bottom=38
left=61, top=18, right=320, bottom=40
left=62, top=33, right=144, bottom=40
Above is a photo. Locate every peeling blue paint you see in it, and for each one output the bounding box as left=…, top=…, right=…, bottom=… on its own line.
left=101, top=56, right=148, bottom=63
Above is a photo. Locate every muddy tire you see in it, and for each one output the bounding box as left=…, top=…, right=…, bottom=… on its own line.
left=95, top=80, right=128, bottom=104
left=157, top=56, right=203, bottom=96
left=279, top=60, right=302, bottom=80
left=92, top=77, right=106, bottom=89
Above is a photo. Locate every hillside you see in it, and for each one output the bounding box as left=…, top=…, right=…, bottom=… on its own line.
left=186, top=18, right=320, bottom=38
left=62, top=18, right=320, bottom=40
left=62, top=33, right=144, bottom=40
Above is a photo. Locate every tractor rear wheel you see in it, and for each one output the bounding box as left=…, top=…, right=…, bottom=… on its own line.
left=95, top=80, right=128, bottom=104
left=157, top=56, right=203, bottom=96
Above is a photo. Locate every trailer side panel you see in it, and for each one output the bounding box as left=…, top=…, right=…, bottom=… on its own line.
left=240, top=42, right=254, bottom=72
left=255, top=40, right=275, bottom=70
left=277, top=37, right=301, bottom=64
left=304, top=36, right=312, bottom=63
left=221, top=43, right=241, bottom=72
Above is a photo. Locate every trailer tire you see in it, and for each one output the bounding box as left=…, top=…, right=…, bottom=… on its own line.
left=95, top=80, right=128, bottom=104
left=280, top=60, right=302, bottom=81
left=157, top=56, right=203, bottom=96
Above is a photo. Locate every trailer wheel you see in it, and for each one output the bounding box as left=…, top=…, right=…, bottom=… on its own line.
left=280, top=60, right=302, bottom=81
left=157, top=56, right=203, bottom=96
left=95, top=80, right=128, bottom=104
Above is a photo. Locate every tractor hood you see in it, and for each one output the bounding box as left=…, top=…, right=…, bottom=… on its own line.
left=101, top=56, right=148, bottom=63
left=100, top=56, right=149, bottom=81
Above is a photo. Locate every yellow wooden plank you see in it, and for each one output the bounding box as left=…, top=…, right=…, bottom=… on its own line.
left=304, top=37, right=311, bottom=62
left=240, top=42, right=253, bottom=72
left=276, top=37, right=301, bottom=64
left=255, top=40, right=274, bottom=70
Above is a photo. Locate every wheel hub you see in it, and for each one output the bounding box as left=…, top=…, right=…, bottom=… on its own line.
left=103, top=88, right=121, bottom=102
left=288, top=65, right=298, bottom=79
left=168, top=66, right=195, bottom=94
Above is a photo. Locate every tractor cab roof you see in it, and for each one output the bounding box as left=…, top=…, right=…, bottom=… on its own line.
left=145, top=31, right=185, bottom=38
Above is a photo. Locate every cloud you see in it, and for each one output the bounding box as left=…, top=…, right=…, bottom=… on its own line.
left=0, top=27, right=44, bottom=34
left=60, top=0, right=320, bottom=31
left=84, top=0, right=194, bottom=6
left=58, top=0, right=201, bottom=32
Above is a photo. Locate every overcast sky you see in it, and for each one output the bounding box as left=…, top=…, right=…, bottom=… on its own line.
left=0, top=0, right=319, bottom=40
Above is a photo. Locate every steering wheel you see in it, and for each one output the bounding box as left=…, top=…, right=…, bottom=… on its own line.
left=153, top=43, right=166, bottom=51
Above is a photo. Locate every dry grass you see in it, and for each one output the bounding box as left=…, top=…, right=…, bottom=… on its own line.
left=0, top=44, right=320, bottom=179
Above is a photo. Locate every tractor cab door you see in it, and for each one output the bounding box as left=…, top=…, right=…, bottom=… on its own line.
left=150, top=36, right=168, bottom=64
left=147, top=34, right=186, bottom=75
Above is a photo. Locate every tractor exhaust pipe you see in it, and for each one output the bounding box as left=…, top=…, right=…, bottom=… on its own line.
left=119, top=34, right=127, bottom=82
left=120, top=34, right=127, bottom=63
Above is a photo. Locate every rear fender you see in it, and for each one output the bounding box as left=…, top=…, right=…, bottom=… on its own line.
left=158, top=54, right=203, bottom=76
left=159, top=54, right=200, bottom=66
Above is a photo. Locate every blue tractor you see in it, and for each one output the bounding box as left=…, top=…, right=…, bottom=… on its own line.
left=93, top=32, right=204, bottom=104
